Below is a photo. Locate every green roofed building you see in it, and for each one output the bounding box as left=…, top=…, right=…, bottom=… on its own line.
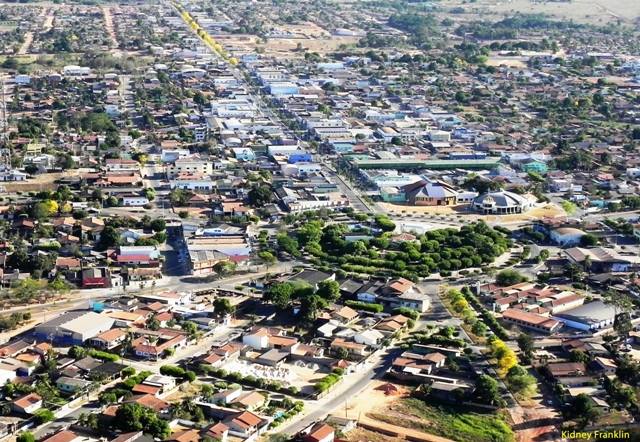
left=350, top=157, right=501, bottom=171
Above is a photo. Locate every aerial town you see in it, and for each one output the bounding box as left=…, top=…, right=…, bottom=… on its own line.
left=0, top=0, right=638, bottom=441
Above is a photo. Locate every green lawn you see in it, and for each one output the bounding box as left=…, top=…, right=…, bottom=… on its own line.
left=378, top=398, right=515, bottom=442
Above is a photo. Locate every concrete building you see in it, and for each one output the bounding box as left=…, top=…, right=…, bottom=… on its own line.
left=502, top=308, right=561, bottom=334
left=473, top=191, right=533, bottom=215
left=401, top=180, right=459, bottom=206
left=167, top=156, right=213, bottom=178
left=553, top=301, right=617, bottom=331
left=550, top=227, right=587, bottom=247
left=34, top=311, right=115, bottom=345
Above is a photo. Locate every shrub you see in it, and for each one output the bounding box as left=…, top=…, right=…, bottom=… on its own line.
left=159, top=365, right=185, bottom=377
left=344, top=300, right=384, bottom=313
left=393, top=307, right=420, bottom=320
left=35, top=409, right=54, bottom=424
left=314, top=372, right=343, bottom=393
left=88, top=349, right=119, bottom=362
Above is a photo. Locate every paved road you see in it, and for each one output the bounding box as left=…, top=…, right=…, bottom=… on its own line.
left=274, top=346, right=402, bottom=436
left=330, top=171, right=376, bottom=214
left=34, top=401, right=101, bottom=439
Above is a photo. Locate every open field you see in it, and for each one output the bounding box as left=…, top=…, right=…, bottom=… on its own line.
left=224, top=34, right=359, bottom=58
left=368, top=398, right=514, bottom=442
left=343, top=427, right=406, bottom=442
left=379, top=202, right=567, bottom=222
left=220, top=22, right=358, bottom=58
left=2, top=171, right=81, bottom=192
left=332, top=381, right=513, bottom=442
left=441, top=0, right=640, bottom=25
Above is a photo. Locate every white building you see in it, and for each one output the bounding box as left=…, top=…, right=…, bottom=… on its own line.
left=281, top=163, right=322, bottom=177
left=243, top=329, right=269, bottom=349
left=62, top=65, right=91, bottom=77
left=554, top=301, right=616, bottom=331
left=167, top=156, right=213, bottom=178
left=354, top=329, right=384, bottom=347
left=121, top=195, right=150, bottom=207
left=473, top=191, right=533, bottom=215
left=550, top=227, right=587, bottom=247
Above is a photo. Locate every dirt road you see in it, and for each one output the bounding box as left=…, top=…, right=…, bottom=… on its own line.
left=102, top=6, right=118, bottom=48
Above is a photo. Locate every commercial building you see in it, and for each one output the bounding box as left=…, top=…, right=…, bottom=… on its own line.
left=502, top=308, right=561, bottom=334
left=351, top=157, right=501, bottom=171
left=34, top=311, right=115, bottom=345
left=550, top=228, right=587, bottom=247
left=553, top=301, right=617, bottom=331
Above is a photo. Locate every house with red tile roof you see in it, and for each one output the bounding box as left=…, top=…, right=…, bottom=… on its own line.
left=303, top=422, right=335, bottom=442
left=12, top=392, right=42, bottom=414
left=224, top=410, right=268, bottom=438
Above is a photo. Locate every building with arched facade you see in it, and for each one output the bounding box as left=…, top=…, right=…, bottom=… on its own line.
left=473, top=191, right=533, bottom=215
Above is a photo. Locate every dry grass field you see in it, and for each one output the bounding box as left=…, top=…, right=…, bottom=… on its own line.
left=441, top=0, right=640, bottom=25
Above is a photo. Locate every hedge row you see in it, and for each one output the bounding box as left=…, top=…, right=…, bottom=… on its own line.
left=314, top=370, right=343, bottom=393
left=345, top=300, right=384, bottom=313
left=199, top=364, right=301, bottom=396
left=460, top=286, right=509, bottom=340
left=159, top=365, right=196, bottom=382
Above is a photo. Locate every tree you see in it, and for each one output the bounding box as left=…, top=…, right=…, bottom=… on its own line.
left=2, top=57, right=18, bottom=69
left=69, top=346, right=88, bottom=359
left=169, top=188, right=191, bottom=206
left=213, top=298, right=235, bottom=316
left=300, top=294, right=327, bottom=322
left=374, top=215, right=396, bottom=232
left=335, top=347, right=349, bottom=360
left=149, top=219, right=166, bottom=232
left=569, top=350, right=590, bottom=363
left=474, top=375, right=504, bottom=407
left=316, top=280, right=340, bottom=302
left=614, top=312, right=633, bottom=339
left=213, top=261, right=236, bottom=276
left=171, top=399, right=204, bottom=422
left=34, top=409, right=55, bottom=424
left=580, top=234, right=598, bottom=247
left=56, top=154, right=75, bottom=170
left=97, top=225, right=121, bottom=250
left=277, top=234, right=300, bottom=257
left=517, top=333, right=534, bottom=362
left=99, top=392, right=117, bottom=405
left=606, top=290, right=634, bottom=338
left=146, top=315, right=160, bottom=331
left=569, top=394, right=601, bottom=428
left=490, top=338, right=518, bottom=377
left=115, top=403, right=170, bottom=438
left=13, top=278, right=47, bottom=301
left=505, top=365, right=537, bottom=399
left=297, top=220, right=323, bottom=245
left=258, top=251, right=276, bottom=267
left=49, top=277, right=72, bottom=294
left=248, top=184, right=273, bottom=207
left=181, top=321, right=199, bottom=339
left=471, top=321, right=488, bottom=336
left=16, top=432, right=35, bottom=442
left=32, top=200, right=58, bottom=219
left=265, top=282, right=294, bottom=310
left=496, top=269, right=528, bottom=287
